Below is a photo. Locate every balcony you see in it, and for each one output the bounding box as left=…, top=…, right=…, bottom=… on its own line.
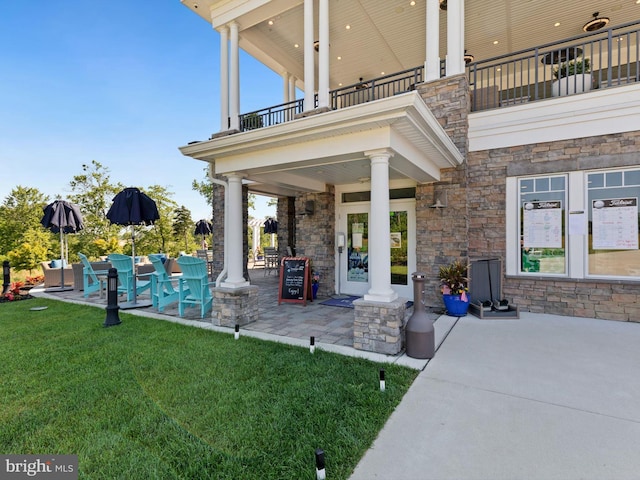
left=468, top=19, right=640, bottom=111
left=229, top=20, right=640, bottom=135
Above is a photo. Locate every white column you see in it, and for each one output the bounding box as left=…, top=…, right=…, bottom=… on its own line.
left=446, top=0, right=464, bottom=75
left=283, top=71, right=291, bottom=121
left=229, top=21, right=240, bottom=130
left=283, top=72, right=291, bottom=103
left=364, top=149, right=398, bottom=303
left=425, top=0, right=440, bottom=81
left=289, top=75, right=297, bottom=101
left=252, top=224, right=260, bottom=254
left=221, top=173, right=249, bottom=288
left=218, top=25, right=229, bottom=130
left=317, top=0, right=329, bottom=108
left=303, top=0, right=315, bottom=112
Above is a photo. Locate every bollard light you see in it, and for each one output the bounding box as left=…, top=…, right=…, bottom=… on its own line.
left=310, top=336, right=315, bottom=354
left=379, top=368, right=386, bottom=392
left=234, top=324, right=240, bottom=340
left=2, top=261, right=10, bottom=295
left=315, top=448, right=326, bottom=480
left=103, top=268, right=121, bottom=327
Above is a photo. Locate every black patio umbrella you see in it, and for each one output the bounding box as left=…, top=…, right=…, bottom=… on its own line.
left=106, top=187, right=159, bottom=308
left=40, top=199, right=85, bottom=291
left=194, top=219, right=213, bottom=247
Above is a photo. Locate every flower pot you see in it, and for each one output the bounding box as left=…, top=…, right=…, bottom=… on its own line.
left=551, top=73, right=592, bottom=97
left=442, top=294, right=469, bottom=316
left=312, top=283, right=319, bottom=299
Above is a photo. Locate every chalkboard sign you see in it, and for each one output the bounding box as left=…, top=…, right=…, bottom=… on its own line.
left=278, top=257, right=312, bottom=305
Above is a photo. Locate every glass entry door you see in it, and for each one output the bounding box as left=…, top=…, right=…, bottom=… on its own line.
left=338, top=200, right=415, bottom=298
left=342, top=208, right=370, bottom=297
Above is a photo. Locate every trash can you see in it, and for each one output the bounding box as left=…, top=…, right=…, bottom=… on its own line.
left=405, top=272, right=435, bottom=359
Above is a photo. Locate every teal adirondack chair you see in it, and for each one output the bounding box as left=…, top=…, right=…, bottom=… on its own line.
left=108, top=253, right=151, bottom=301
left=78, top=253, right=109, bottom=298
left=149, top=256, right=187, bottom=312
left=176, top=256, right=214, bottom=318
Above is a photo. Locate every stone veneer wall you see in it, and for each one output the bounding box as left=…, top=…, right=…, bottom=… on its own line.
left=211, top=170, right=226, bottom=278
left=293, top=187, right=335, bottom=297
left=277, top=197, right=296, bottom=257
left=467, top=131, right=640, bottom=322
left=353, top=298, right=406, bottom=354
left=414, top=75, right=470, bottom=308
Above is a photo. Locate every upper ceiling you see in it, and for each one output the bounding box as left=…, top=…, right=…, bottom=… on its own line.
left=181, top=0, right=640, bottom=91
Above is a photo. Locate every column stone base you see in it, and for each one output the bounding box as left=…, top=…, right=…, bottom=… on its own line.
left=212, top=285, right=259, bottom=327
left=353, top=297, right=407, bottom=355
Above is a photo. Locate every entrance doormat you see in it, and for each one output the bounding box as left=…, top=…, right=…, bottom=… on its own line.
left=319, top=296, right=361, bottom=308
left=320, top=297, right=414, bottom=309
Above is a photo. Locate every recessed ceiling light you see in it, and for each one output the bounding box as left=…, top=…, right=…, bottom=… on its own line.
left=381, top=71, right=385, bottom=75
left=554, top=22, right=560, bottom=27
left=338, top=83, right=343, bottom=86
left=410, top=1, right=416, bottom=5
left=268, top=20, right=274, bottom=25
left=337, top=56, right=342, bottom=60
left=496, top=67, right=501, bottom=72
left=345, top=24, right=351, bottom=30
left=294, top=44, right=299, bottom=48
left=493, top=40, right=499, bottom=45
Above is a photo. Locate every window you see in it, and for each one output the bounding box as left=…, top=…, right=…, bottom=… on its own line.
left=587, top=169, right=640, bottom=278
left=508, top=168, right=640, bottom=280
left=518, top=175, right=566, bottom=275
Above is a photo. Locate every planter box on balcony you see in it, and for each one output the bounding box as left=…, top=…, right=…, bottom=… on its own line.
left=551, top=73, right=593, bottom=97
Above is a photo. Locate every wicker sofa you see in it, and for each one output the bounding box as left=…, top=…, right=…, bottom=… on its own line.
left=40, top=261, right=74, bottom=288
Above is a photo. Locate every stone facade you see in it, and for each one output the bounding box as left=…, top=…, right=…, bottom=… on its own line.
left=212, top=285, right=259, bottom=327
left=276, top=197, right=296, bottom=257
left=293, top=187, right=336, bottom=297
left=353, top=298, right=406, bottom=355
left=415, top=75, right=471, bottom=308
left=467, top=132, right=640, bottom=322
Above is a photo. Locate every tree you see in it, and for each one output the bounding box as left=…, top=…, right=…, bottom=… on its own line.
left=0, top=186, right=50, bottom=258
left=7, top=229, right=51, bottom=272
left=173, top=206, right=194, bottom=252
left=134, top=185, right=180, bottom=255
left=193, top=167, right=255, bottom=215
left=68, top=160, right=124, bottom=259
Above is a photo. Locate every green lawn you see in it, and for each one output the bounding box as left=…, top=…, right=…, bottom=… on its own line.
left=0, top=299, right=418, bottom=479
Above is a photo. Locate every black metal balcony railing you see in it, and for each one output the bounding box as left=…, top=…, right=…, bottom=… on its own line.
left=468, top=19, right=640, bottom=111
left=234, top=20, right=640, bottom=132
left=238, top=66, right=427, bottom=132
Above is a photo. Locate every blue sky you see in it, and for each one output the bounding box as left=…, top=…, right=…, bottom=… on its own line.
left=1, top=0, right=279, bottom=221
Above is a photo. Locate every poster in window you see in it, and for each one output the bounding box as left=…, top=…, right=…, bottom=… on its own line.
left=592, top=198, right=638, bottom=250
left=522, top=201, right=562, bottom=248
left=390, top=232, right=401, bottom=248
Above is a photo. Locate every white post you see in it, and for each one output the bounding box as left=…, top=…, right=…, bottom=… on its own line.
left=218, top=25, right=229, bottom=130
left=446, top=0, right=464, bottom=76
left=229, top=21, right=240, bottom=130
left=317, top=0, right=329, bottom=108
left=283, top=72, right=291, bottom=103
left=303, top=0, right=315, bottom=112
left=289, top=75, right=297, bottom=102
left=364, top=149, right=398, bottom=303
left=283, top=71, right=291, bottom=121
left=221, top=173, right=249, bottom=288
left=425, top=0, right=440, bottom=81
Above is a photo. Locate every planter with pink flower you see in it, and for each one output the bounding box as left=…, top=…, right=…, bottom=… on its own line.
left=438, top=259, right=469, bottom=316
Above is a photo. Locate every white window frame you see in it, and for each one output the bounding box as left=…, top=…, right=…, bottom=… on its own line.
left=507, top=168, right=640, bottom=281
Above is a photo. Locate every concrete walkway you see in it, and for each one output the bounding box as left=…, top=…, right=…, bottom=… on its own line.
left=350, top=312, right=640, bottom=480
